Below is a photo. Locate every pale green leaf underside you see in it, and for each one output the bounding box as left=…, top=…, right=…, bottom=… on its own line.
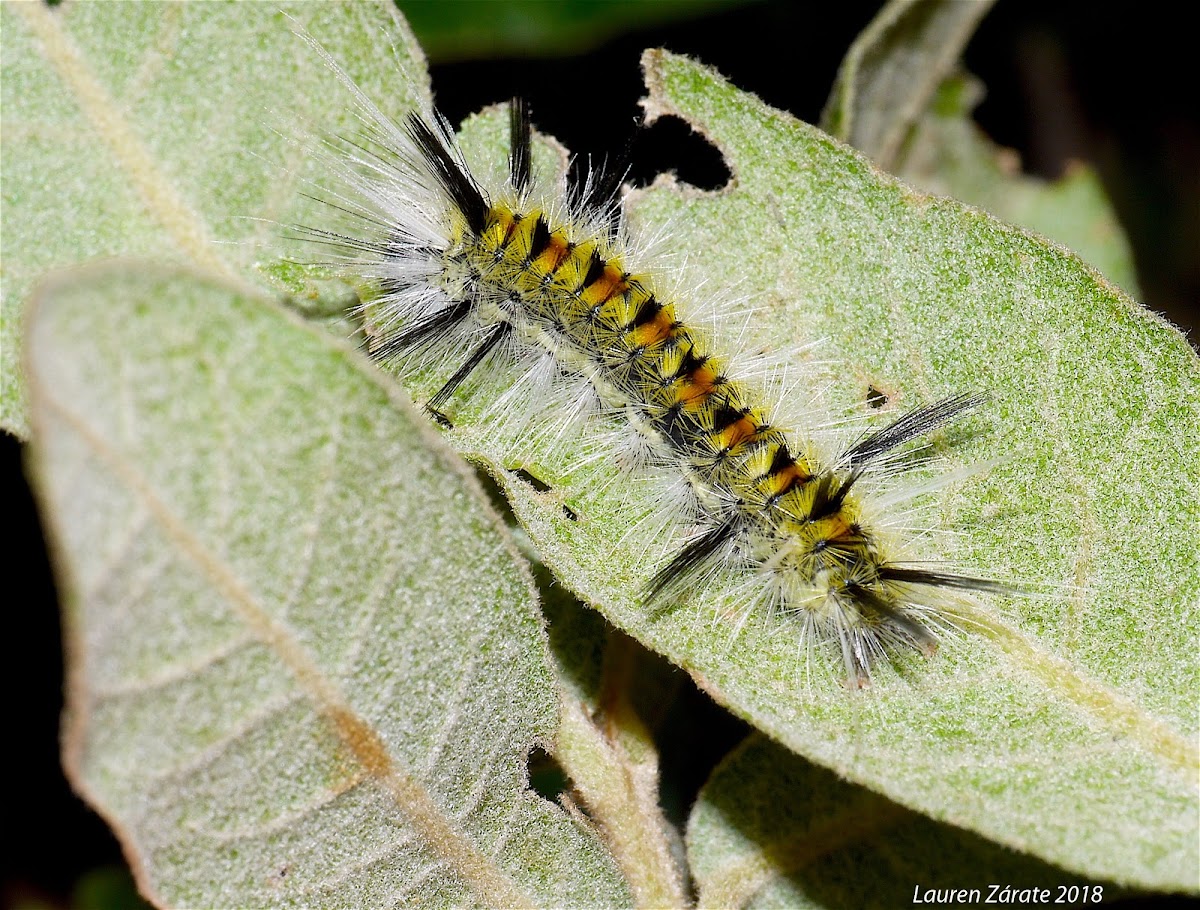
left=820, top=0, right=997, bottom=171
left=446, top=53, right=1198, bottom=890
left=819, top=0, right=1139, bottom=297
left=25, top=263, right=630, bottom=909
left=687, top=733, right=1123, bottom=909
left=1, top=1, right=428, bottom=438
left=895, top=74, right=1141, bottom=298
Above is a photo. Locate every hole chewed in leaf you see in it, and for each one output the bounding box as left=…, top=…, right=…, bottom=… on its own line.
left=513, top=468, right=578, bottom=521
left=629, top=114, right=731, bottom=192
left=525, top=745, right=571, bottom=806
left=514, top=468, right=551, bottom=493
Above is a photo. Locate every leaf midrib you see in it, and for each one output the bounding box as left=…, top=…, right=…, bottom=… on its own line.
left=14, top=2, right=234, bottom=278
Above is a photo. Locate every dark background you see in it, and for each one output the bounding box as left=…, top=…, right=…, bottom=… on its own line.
left=5, top=1, right=1197, bottom=906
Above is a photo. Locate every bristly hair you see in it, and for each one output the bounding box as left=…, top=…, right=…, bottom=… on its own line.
left=404, top=112, right=490, bottom=235
left=647, top=515, right=741, bottom=601
left=877, top=566, right=1011, bottom=595
left=842, top=392, right=986, bottom=470
left=565, top=122, right=636, bottom=238
left=509, top=96, right=532, bottom=195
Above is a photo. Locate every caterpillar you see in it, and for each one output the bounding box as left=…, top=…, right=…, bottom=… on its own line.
left=295, top=44, right=1006, bottom=687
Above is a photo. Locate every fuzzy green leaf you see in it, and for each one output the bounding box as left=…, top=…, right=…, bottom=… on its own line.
left=895, top=73, right=1141, bottom=298
left=1, top=0, right=428, bottom=438
left=688, top=733, right=1124, bottom=908
left=25, top=262, right=631, bottom=909
left=820, top=0, right=997, bottom=171
left=820, top=0, right=1139, bottom=298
